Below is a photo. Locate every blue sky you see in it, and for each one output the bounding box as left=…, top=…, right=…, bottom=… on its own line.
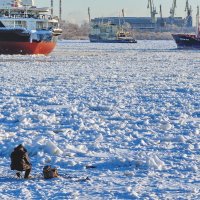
left=35, top=0, right=200, bottom=24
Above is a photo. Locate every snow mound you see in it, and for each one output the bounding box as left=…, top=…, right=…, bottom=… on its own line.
left=44, top=140, right=63, bottom=155
left=147, top=155, right=166, bottom=170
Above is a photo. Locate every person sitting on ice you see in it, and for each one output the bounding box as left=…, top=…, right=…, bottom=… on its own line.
left=10, top=144, right=32, bottom=179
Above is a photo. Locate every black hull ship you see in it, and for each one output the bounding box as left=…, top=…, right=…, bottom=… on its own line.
left=0, top=0, right=62, bottom=55
left=172, top=6, right=200, bottom=49
left=172, top=34, right=200, bottom=49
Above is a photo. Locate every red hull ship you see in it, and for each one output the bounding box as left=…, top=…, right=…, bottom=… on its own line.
left=0, top=0, right=62, bottom=55
left=0, top=41, right=56, bottom=55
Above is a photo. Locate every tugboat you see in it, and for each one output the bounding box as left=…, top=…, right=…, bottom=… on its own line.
left=172, top=6, right=200, bottom=49
left=0, top=0, right=62, bottom=55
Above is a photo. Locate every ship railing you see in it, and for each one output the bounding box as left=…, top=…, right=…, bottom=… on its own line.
left=0, top=13, right=53, bottom=21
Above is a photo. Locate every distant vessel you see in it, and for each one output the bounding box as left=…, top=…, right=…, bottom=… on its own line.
left=0, top=0, right=62, bottom=55
left=89, top=22, right=137, bottom=43
left=88, top=8, right=137, bottom=44
left=172, top=6, right=200, bottom=49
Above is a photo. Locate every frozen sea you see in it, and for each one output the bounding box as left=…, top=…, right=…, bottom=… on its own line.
left=0, top=40, right=200, bottom=199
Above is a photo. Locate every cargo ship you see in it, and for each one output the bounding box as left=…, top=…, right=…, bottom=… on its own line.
left=89, top=21, right=137, bottom=43
left=0, top=0, right=62, bottom=55
left=172, top=6, right=200, bottom=49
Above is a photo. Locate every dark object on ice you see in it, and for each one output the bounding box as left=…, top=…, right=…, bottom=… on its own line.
left=86, top=165, right=97, bottom=169
left=77, top=176, right=90, bottom=182
left=16, top=172, right=21, bottom=178
left=43, top=165, right=59, bottom=179
left=10, top=144, right=32, bottom=179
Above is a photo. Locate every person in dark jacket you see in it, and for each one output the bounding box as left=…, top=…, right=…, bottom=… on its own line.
left=10, top=144, right=32, bottom=179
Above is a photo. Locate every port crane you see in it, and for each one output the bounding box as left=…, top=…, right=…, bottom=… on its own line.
left=147, top=0, right=157, bottom=23
left=51, top=0, right=53, bottom=16
left=184, top=0, right=192, bottom=27
left=50, top=0, right=62, bottom=20
left=88, top=7, right=91, bottom=23
left=170, top=0, right=177, bottom=18
left=59, top=0, right=62, bottom=20
left=185, top=0, right=192, bottom=17
left=159, top=5, right=165, bottom=27
left=196, top=6, right=199, bottom=36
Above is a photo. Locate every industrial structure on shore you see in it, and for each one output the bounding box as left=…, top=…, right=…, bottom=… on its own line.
left=90, top=0, right=194, bottom=32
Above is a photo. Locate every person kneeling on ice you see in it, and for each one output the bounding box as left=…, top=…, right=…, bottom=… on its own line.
left=10, top=144, right=32, bottom=179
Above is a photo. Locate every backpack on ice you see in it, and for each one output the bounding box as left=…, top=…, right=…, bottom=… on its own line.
left=43, top=165, right=59, bottom=179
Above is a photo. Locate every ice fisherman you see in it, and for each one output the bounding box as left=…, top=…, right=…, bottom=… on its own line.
left=10, top=144, right=32, bottom=179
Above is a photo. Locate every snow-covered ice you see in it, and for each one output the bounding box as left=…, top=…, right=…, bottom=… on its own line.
left=0, top=40, right=200, bottom=199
